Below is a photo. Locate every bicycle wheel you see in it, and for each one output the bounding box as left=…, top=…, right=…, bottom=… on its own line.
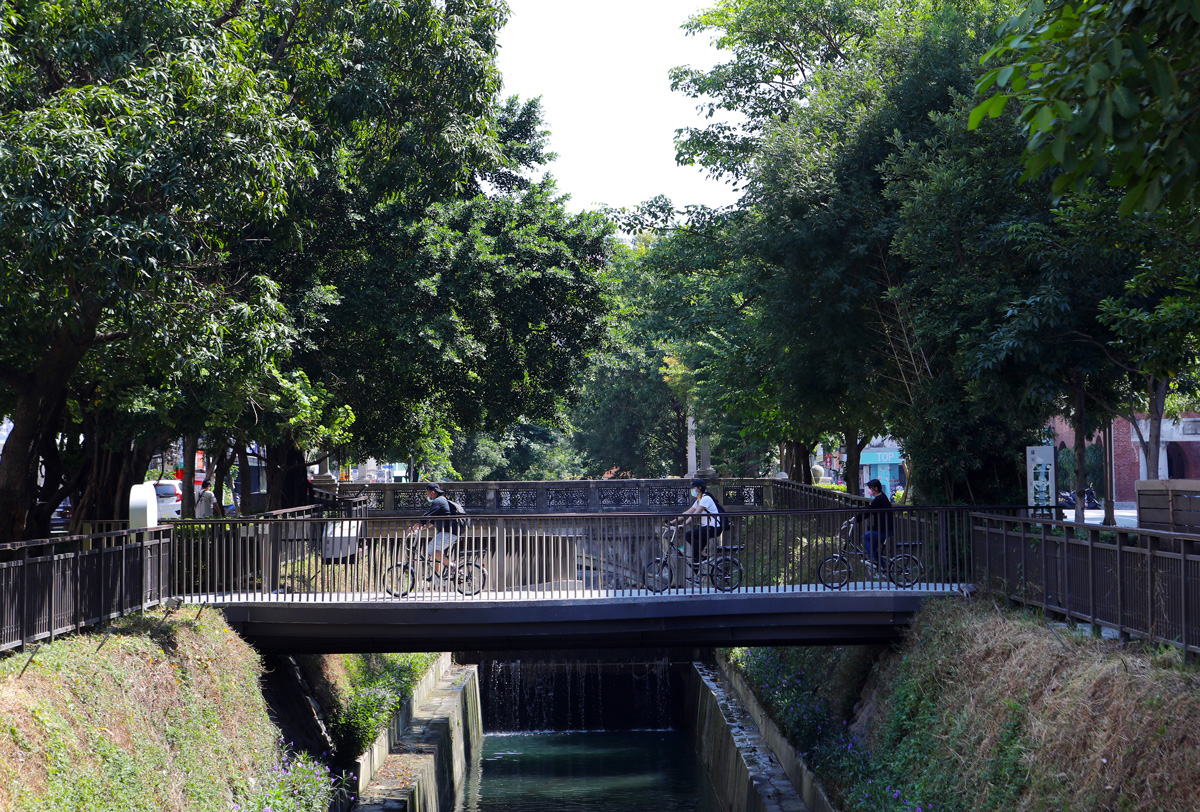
left=886, top=554, right=924, bottom=588
left=817, top=555, right=852, bottom=589
left=643, top=558, right=673, bottom=593
left=454, top=562, right=485, bottom=596
left=708, top=556, right=743, bottom=592
left=382, top=563, right=415, bottom=597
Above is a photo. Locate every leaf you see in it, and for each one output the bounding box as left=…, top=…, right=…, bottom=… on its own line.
left=1111, top=85, right=1139, bottom=118
left=998, top=66, right=1015, bottom=87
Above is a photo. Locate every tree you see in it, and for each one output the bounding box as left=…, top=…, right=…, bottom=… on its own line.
left=973, top=0, right=1200, bottom=215
left=670, top=0, right=882, bottom=180
left=0, top=0, right=306, bottom=540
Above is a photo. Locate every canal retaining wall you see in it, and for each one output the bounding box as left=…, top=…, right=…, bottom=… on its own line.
left=355, top=662, right=482, bottom=812
left=686, top=662, right=807, bottom=812
left=713, top=653, right=836, bottom=812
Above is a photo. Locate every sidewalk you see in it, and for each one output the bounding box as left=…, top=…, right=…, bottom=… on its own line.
left=1078, top=507, right=1138, bottom=529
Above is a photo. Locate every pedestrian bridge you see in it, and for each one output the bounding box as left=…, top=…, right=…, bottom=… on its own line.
left=8, top=480, right=1196, bottom=661
left=2, top=482, right=989, bottom=655
left=192, top=496, right=976, bottom=652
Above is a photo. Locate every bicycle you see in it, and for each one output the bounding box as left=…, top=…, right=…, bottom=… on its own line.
left=643, top=522, right=744, bottom=593
left=817, top=519, right=923, bottom=589
left=381, top=533, right=485, bottom=597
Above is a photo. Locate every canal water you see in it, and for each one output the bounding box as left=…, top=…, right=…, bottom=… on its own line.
left=454, top=729, right=722, bottom=812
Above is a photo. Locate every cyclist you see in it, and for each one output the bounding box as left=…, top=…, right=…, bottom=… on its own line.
left=853, top=478, right=894, bottom=570
left=407, top=483, right=457, bottom=577
left=668, top=478, right=720, bottom=569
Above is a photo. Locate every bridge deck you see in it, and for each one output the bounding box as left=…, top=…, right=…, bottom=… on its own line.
left=213, top=581, right=967, bottom=653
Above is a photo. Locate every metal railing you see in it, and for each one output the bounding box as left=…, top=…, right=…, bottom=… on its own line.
left=772, top=480, right=873, bottom=510
left=321, top=478, right=776, bottom=515
left=972, top=513, right=1200, bottom=660
left=165, top=505, right=993, bottom=605
left=0, top=500, right=364, bottom=653
left=1, top=528, right=174, bottom=652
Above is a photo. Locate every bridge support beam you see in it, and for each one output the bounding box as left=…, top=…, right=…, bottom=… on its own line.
left=221, top=592, right=931, bottom=654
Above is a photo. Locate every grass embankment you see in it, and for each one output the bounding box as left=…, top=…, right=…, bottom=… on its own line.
left=0, top=608, right=337, bottom=812
left=729, top=599, right=1200, bottom=812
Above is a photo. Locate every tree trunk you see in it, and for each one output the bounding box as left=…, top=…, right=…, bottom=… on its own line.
left=842, top=427, right=869, bottom=496
left=182, top=436, right=198, bottom=518
left=1073, top=384, right=1087, bottom=524
left=0, top=329, right=93, bottom=542
left=265, top=443, right=286, bottom=511
left=210, top=440, right=233, bottom=517
left=283, top=445, right=310, bottom=507
left=1145, top=377, right=1168, bottom=481
left=780, top=440, right=812, bottom=484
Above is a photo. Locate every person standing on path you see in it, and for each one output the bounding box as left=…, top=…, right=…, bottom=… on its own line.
left=196, top=480, right=217, bottom=518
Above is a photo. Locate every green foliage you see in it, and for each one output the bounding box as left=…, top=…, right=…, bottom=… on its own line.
left=974, top=0, right=1200, bottom=215
left=324, top=653, right=439, bottom=761
left=1056, top=443, right=1105, bottom=492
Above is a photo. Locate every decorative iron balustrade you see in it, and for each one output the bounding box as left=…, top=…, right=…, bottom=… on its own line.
left=321, top=477, right=785, bottom=515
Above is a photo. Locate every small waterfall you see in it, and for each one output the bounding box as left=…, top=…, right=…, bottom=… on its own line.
left=480, top=657, right=678, bottom=732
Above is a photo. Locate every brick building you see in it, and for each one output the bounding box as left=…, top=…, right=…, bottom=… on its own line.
left=1049, top=413, right=1200, bottom=504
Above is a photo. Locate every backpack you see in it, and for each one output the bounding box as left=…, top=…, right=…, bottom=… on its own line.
left=446, top=498, right=470, bottom=530
left=702, top=497, right=724, bottom=532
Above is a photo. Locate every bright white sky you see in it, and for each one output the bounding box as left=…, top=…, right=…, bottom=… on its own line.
left=494, top=0, right=743, bottom=214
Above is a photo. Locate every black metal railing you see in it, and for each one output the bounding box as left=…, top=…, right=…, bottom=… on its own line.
left=161, top=505, right=994, bottom=605
left=972, top=513, right=1200, bottom=660
left=0, top=527, right=174, bottom=652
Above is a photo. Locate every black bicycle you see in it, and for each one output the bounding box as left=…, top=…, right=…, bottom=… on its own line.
left=382, top=533, right=485, bottom=597
left=817, top=519, right=923, bottom=589
left=643, top=523, right=744, bottom=593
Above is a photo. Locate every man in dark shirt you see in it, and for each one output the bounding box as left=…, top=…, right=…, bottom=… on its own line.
left=407, top=483, right=456, bottom=576
left=855, top=478, right=894, bottom=569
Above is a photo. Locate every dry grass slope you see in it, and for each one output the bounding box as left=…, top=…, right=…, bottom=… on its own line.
left=862, top=600, right=1200, bottom=812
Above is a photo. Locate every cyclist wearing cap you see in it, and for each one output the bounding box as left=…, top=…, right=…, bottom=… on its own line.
left=668, top=478, right=720, bottom=567
left=406, top=483, right=457, bottom=576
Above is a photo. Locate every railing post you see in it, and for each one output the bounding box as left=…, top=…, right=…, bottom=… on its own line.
left=1182, top=538, right=1194, bottom=664
left=1147, top=535, right=1158, bottom=639
left=1087, top=527, right=1099, bottom=630
left=1115, top=532, right=1128, bottom=642
left=19, top=546, right=29, bottom=650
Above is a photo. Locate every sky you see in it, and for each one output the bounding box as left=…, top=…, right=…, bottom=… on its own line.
left=494, top=0, right=743, bottom=214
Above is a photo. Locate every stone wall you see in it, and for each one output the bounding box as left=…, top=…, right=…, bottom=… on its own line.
left=685, top=662, right=807, bottom=812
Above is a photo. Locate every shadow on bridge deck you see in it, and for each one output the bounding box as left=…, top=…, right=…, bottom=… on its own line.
left=218, top=584, right=966, bottom=653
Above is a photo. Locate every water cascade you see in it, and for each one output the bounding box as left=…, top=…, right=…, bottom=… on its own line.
left=477, top=655, right=681, bottom=732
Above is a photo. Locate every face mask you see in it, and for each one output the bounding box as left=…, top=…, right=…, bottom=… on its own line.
left=691, top=489, right=698, bottom=498
left=426, top=495, right=434, bottom=502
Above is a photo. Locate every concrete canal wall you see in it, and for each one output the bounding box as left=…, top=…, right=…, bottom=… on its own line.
left=355, top=662, right=482, bottom=812
left=686, top=662, right=808, bottom=812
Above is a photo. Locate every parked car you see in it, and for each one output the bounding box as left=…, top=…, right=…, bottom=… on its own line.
left=152, top=480, right=183, bottom=519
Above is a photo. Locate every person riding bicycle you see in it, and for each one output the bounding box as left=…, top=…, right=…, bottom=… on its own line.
left=406, top=483, right=457, bottom=577
left=667, top=478, right=721, bottom=568
left=852, top=478, right=894, bottom=570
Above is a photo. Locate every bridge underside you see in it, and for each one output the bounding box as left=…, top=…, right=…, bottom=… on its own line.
left=221, top=591, right=942, bottom=653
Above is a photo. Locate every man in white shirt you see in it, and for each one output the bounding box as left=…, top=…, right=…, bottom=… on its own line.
left=669, top=478, right=720, bottom=568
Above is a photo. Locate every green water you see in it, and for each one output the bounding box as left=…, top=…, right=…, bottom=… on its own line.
left=455, top=730, right=723, bottom=812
